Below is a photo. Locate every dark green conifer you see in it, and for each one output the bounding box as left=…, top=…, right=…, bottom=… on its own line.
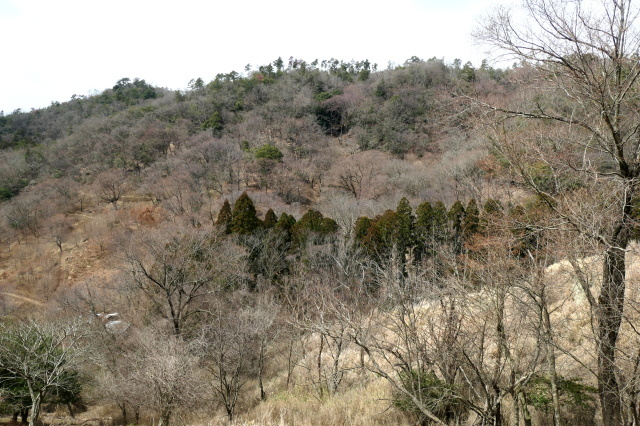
left=354, top=216, right=372, bottom=243
left=263, top=208, right=278, bottom=228
left=415, top=201, right=433, bottom=257
left=230, top=192, right=261, bottom=234
left=432, top=201, right=449, bottom=243
left=216, top=200, right=232, bottom=233
left=415, top=202, right=433, bottom=236
left=448, top=200, right=465, bottom=236
left=396, top=197, right=415, bottom=254
left=448, top=200, right=465, bottom=252
left=273, top=212, right=297, bottom=245
left=293, top=210, right=338, bottom=234
left=291, top=210, right=338, bottom=246
left=462, top=199, right=480, bottom=241
left=275, top=212, right=297, bottom=232
left=483, top=198, right=503, bottom=215
left=480, top=198, right=503, bottom=234
left=374, top=210, right=400, bottom=256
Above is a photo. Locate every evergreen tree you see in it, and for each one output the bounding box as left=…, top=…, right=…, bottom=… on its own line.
left=202, top=111, right=223, bottom=133
left=291, top=210, right=338, bottom=247
left=216, top=200, right=232, bottom=233
left=360, top=210, right=400, bottom=259
left=320, top=217, right=339, bottom=234
left=230, top=192, right=261, bottom=234
left=415, top=201, right=433, bottom=258
left=480, top=198, right=504, bottom=234
left=396, top=198, right=414, bottom=245
left=275, top=212, right=296, bottom=232
left=396, top=197, right=415, bottom=270
left=432, top=201, right=449, bottom=244
left=448, top=200, right=465, bottom=234
left=293, top=210, right=337, bottom=234
left=483, top=198, right=503, bottom=215
left=354, top=216, right=372, bottom=243
left=263, top=208, right=278, bottom=228
left=462, top=199, right=480, bottom=242
left=415, top=202, right=433, bottom=235
left=448, top=200, right=465, bottom=252
left=275, top=212, right=297, bottom=244
left=447, top=200, right=464, bottom=245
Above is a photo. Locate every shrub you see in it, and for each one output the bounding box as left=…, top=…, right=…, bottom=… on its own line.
left=393, top=370, right=466, bottom=425
left=254, top=144, right=283, bottom=161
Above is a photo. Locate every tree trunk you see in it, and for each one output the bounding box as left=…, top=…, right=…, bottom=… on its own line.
left=542, top=300, right=561, bottom=426
left=29, top=392, right=42, bottom=426
left=514, top=390, right=521, bottom=426
left=598, top=243, right=627, bottom=426
left=286, top=338, right=294, bottom=390
left=492, top=393, right=502, bottom=426
left=67, top=402, right=75, bottom=418
left=119, top=401, right=127, bottom=425
left=519, top=392, right=532, bottom=426
left=258, top=337, right=266, bottom=401
left=157, top=410, right=171, bottom=426
left=317, top=334, right=324, bottom=398
left=134, top=406, right=140, bottom=425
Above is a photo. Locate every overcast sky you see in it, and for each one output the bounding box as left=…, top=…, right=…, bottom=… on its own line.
left=0, top=0, right=508, bottom=113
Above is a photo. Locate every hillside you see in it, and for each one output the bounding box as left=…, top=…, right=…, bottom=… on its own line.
left=1, top=20, right=640, bottom=425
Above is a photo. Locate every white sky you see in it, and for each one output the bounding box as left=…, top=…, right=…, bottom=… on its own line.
left=0, top=0, right=508, bottom=113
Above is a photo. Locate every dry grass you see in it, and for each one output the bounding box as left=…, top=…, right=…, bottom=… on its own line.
left=235, top=377, right=409, bottom=426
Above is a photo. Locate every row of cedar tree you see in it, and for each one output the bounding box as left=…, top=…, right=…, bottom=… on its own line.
left=219, top=191, right=524, bottom=266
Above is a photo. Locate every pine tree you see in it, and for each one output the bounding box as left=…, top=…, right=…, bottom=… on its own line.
left=291, top=210, right=338, bottom=247
left=375, top=210, right=400, bottom=257
left=396, top=197, right=415, bottom=251
left=216, top=200, right=232, bottom=233
left=354, top=216, right=372, bottom=243
left=448, top=200, right=465, bottom=252
left=483, top=198, right=503, bottom=215
left=462, top=199, right=480, bottom=242
left=263, top=208, right=278, bottom=228
left=396, top=197, right=415, bottom=272
left=415, top=201, right=433, bottom=258
left=275, top=212, right=297, bottom=244
left=275, top=212, right=296, bottom=232
left=480, top=198, right=503, bottom=235
left=432, top=201, right=449, bottom=244
left=415, top=202, right=433, bottom=234
left=230, top=192, right=261, bottom=234
left=448, top=200, right=465, bottom=234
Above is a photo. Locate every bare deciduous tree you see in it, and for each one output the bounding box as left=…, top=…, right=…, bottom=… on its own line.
left=126, top=327, right=204, bottom=426
left=123, top=227, right=236, bottom=336
left=0, top=318, right=89, bottom=426
left=475, top=1, right=640, bottom=422
left=95, top=169, right=128, bottom=210
left=200, top=291, right=277, bottom=422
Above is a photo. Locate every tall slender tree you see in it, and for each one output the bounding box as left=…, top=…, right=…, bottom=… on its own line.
left=216, top=200, right=232, bottom=233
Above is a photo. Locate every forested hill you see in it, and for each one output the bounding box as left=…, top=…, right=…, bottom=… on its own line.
left=0, top=57, right=504, bottom=202
left=3, top=46, right=623, bottom=426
